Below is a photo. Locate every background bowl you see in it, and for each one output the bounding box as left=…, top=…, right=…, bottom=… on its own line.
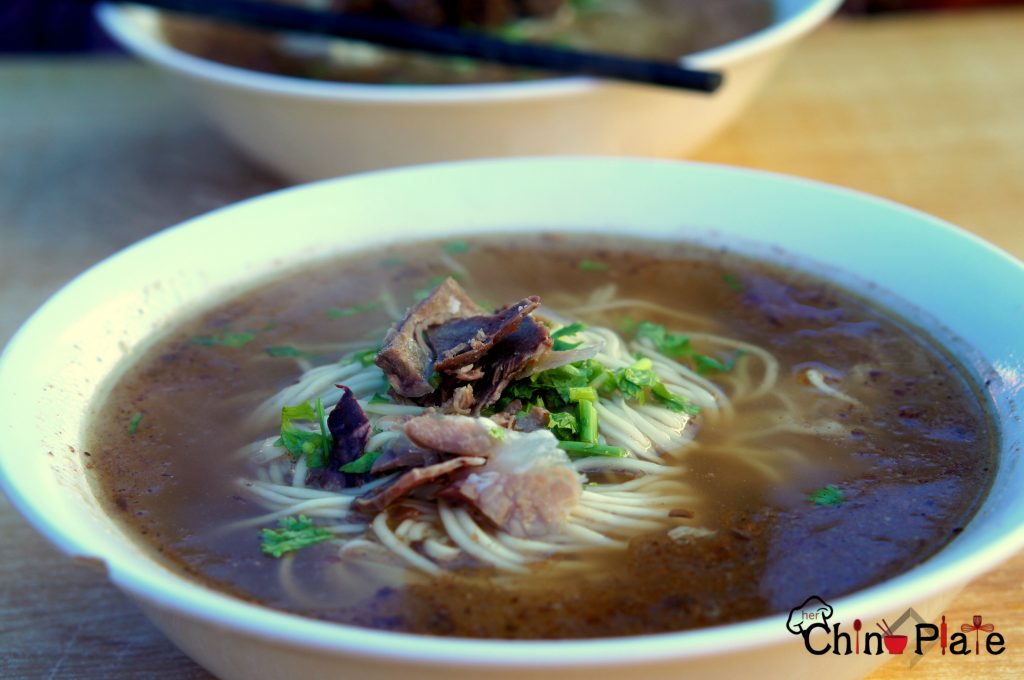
left=1, top=158, right=1022, bottom=679
left=96, top=1, right=841, bottom=182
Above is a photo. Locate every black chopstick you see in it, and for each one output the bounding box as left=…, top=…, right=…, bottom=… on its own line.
left=104, top=0, right=723, bottom=93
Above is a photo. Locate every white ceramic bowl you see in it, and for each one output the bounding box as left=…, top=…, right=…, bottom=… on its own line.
left=96, top=1, right=841, bottom=182
left=2, top=158, right=1022, bottom=680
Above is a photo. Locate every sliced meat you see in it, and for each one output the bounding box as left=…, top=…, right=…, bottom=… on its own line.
left=515, top=405, right=551, bottom=432
left=489, top=399, right=523, bottom=429
left=354, top=456, right=486, bottom=514
left=404, top=414, right=504, bottom=457
left=450, top=385, right=475, bottom=415
left=452, top=429, right=581, bottom=538
left=370, top=435, right=441, bottom=474
left=428, top=296, right=540, bottom=372
left=326, top=385, right=371, bottom=468
left=307, top=385, right=373, bottom=490
left=375, top=277, right=483, bottom=398
left=471, top=316, right=552, bottom=411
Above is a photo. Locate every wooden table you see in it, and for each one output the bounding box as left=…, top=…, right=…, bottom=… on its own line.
left=2, top=8, right=1023, bottom=678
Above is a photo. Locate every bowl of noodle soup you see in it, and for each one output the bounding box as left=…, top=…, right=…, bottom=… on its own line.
left=1, top=158, right=1023, bottom=679
left=95, top=0, right=843, bottom=181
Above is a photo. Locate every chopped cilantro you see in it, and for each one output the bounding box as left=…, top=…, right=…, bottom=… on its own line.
left=428, top=373, right=442, bottom=389
left=127, top=412, right=144, bottom=435
left=190, top=331, right=255, bottom=348
left=260, top=515, right=332, bottom=558
left=635, top=321, right=691, bottom=358
left=443, top=239, right=471, bottom=254
left=808, top=485, right=845, bottom=507
left=339, top=451, right=382, bottom=473
left=547, top=411, right=578, bottom=440
left=328, top=300, right=382, bottom=319
left=551, top=322, right=587, bottom=351
left=219, top=332, right=254, bottom=347
left=343, top=348, right=379, bottom=367
left=579, top=259, right=608, bottom=272
left=652, top=381, right=701, bottom=415
left=277, top=398, right=332, bottom=468
left=693, top=350, right=745, bottom=375
left=723, top=273, right=743, bottom=293
left=368, top=393, right=391, bottom=405
left=264, top=345, right=307, bottom=358
left=630, top=320, right=743, bottom=376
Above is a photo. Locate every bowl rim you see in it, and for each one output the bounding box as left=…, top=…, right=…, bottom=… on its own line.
left=2, top=156, right=1023, bottom=668
left=96, top=0, right=843, bottom=104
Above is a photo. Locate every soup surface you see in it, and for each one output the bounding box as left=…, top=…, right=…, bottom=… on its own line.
left=161, top=0, right=775, bottom=85
left=87, top=235, right=995, bottom=638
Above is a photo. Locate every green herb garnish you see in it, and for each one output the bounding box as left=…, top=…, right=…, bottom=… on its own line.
left=339, top=451, right=382, bottom=474
left=547, top=411, right=578, bottom=440
left=343, top=348, right=379, bottom=367
left=693, top=350, right=745, bottom=375
left=328, top=300, right=382, bottom=319
left=264, top=345, right=307, bottom=358
left=808, top=485, right=845, bottom=507
left=635, top=321, right=691, bottom=358
left=579, top=259, right=608, bottom=272
left=551, top=322, right=586, bottom=351
left=260, top=515, right=332, bottom=558
left=277, top=398, right=332, bottom=468
left=368, top=393, right=391, bottom=405
left=443, top=239, right=471, bottom=254
left=557, top=441, right=626, bottom=458
left=127, top=412, right=144, bottom=435
left=631, top=320, right=743, bottom=376
left=723, top=273, right=743, bottom=293
left=190, top=331, right=256, bottom=348
left=577, top=399, right=598, bottom=444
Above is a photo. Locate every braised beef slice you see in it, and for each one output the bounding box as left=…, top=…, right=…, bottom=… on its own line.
left=327, top=385, right=372, bottom=466
left=471, top=316, right=552, bottom=412
left=429, top=296, right=540, bottom=372
left=370, top=435, right=441, bottom=474
left=490, top=399, right=523, bottom=429
left=404, top=414, right=501, bottom=457
left=306, top=385, right=371, bottom=489
left=375, top=278, right=483, bottom=398
left=449, top=385, right=475, bottom=415
left=515, top=405, right=551, bottom=432
left=353, top=456, right=485, bottom=513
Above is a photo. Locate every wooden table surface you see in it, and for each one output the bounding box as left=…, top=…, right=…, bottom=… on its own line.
left=2, top=8, right=1023, bottom=679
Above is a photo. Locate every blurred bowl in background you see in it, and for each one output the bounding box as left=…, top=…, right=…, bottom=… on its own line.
left=97, top=1, right=841, bottom=182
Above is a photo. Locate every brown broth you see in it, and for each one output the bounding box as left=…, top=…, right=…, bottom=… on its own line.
left=85, top=234, right=997, bottom=637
